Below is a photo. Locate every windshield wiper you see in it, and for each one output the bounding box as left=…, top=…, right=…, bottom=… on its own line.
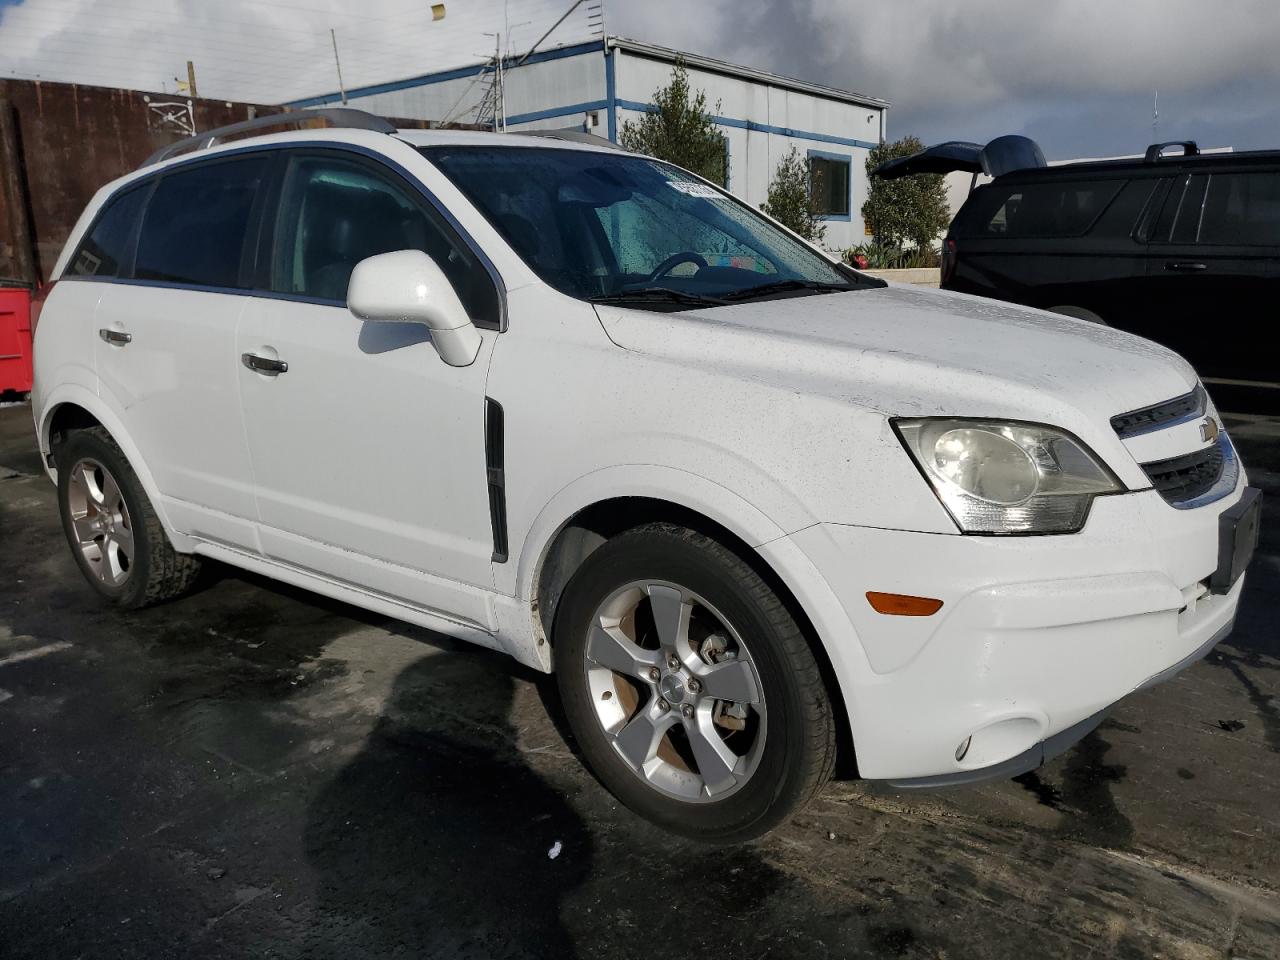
left=720, top=278, right=855, bottom=302
left=589, top=287, right=729, bottom=308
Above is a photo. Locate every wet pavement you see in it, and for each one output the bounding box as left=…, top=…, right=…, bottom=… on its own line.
left=1, top=400, right=1278, bottom=959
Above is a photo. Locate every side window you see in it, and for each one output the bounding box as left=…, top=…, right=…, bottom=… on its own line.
left=269, top=154, right=499, bottom=324
left=1083, top=179, right=1153, bottom=240
left=967, top=180, right=1123, bottom=238
left=134, top=155, right=268, bottom=288
left=1197, top=172, right=1280, bottom=246
left=68, top=185, right=149, bottom=278
left=809, top=154, right=851, bottom=217
left=1150, top=174, right=1209, bottom=243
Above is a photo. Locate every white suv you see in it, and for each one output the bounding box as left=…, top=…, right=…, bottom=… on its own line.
left=32, top=110, right=1261, bottom=840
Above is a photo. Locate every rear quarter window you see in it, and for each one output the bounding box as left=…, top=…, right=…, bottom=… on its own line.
left=958, top=178, right=1124, bottom=238
left=67, top=185, right=149, bottom=278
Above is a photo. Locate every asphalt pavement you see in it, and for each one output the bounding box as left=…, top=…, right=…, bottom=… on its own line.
left=1, top=400, right=1278, bottom=959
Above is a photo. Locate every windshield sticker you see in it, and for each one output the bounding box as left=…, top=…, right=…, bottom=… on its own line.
left=668, top=181, right=722, bottom=198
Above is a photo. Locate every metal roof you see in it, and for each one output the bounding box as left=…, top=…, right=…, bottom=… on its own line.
left=288, top=35, right=888, bottom=114
left=606, top=37, right=889, bottom=111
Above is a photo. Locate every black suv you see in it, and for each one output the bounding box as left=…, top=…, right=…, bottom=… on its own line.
left=878, top=138, right=1279, bottom=385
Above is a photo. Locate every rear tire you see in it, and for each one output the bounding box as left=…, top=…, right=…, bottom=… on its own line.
left=554, top=523, right=836, bottom=842
left=55, top=427, right=201, bottom=609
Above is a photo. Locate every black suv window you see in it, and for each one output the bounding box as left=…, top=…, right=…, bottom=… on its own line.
left=68, top=185, right=149, bottom=278
left=135, top=155, right=269, bottom=288
left=964, top=179, right=1123, bottom=238
left=1151, top=174, right=1209, bottom=243
left=269, top=153, right=498, bottom=324
left=1198, top=172, right=1280, bottom=246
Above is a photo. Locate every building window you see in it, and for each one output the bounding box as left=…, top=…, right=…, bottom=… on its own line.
left=809, top=152, right=851, bottom=218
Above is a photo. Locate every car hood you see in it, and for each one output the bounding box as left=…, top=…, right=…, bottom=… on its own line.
left=594, top=283, right=1198, bottom=441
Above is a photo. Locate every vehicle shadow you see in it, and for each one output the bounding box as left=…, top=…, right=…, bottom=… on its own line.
left=301, top=652, right=592, bottom=959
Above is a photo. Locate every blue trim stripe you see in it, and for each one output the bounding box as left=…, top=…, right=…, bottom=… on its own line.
left=614, top=98, right=878, bottom=151
left=287, top=39, right=607, bottom=108
left=605, top=48, right=618, bottom=142
left=505, top=99, right=609, bottom=127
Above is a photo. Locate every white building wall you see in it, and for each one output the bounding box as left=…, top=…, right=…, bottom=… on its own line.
left=614, top=50, right=883, bottom=252
left=293, top=40, right=887, bottom=252
left=301, top=42, right=608, bottom=132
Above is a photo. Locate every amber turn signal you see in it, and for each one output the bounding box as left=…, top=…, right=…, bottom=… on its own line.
left=865, top=592, right=944, bottom=616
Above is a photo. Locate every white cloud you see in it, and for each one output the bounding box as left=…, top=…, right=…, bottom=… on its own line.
left=3, top=0, right=1278, bottom=155
left=0, top=0, right=600, bottom=103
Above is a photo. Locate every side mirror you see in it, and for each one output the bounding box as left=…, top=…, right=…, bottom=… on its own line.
left=347, top=249, right=482, bottom=367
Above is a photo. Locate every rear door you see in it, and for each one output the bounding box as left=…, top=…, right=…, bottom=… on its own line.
left=947, top=176, right=1130, bottom=310
left=1142, top=168, right=1280, bottom=380
left=92, top=153, right=269, bottom=548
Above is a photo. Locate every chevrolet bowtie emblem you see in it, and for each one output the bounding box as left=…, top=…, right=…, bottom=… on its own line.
left=1200, top=416, right=1221, bottom=443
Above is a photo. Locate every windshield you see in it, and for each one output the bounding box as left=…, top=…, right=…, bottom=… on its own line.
left=421, top=146, right=871, bottom=307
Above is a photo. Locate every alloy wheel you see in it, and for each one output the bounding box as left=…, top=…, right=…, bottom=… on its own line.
left=582, top=580, right=767, bottom=802
left=66, top=457, right=134, bottom=587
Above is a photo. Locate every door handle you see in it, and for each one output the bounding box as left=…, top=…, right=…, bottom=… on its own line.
left=1165, top=261, right=1208, bottom=272
left=241, top=352, right=289, bottom=375
left=98, top=328, right=132, bottom=345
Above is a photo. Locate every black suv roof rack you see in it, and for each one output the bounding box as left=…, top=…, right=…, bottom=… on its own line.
left=1144, top=140, right=1199, bottom=163
left=514, top=129, right=627, bottom=151
left=143, top=107, right=397, bottom=166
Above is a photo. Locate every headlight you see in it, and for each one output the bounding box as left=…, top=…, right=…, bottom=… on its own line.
left=894, top=419, right=1123, bottom=534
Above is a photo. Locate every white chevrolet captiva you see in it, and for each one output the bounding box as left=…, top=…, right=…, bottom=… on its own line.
left=32, top=110, right=1261, bottom=841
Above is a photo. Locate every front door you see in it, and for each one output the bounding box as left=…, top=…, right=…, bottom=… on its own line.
left=236, top=149, right=502, bottom=627
left=93, top=154, right=270, bottom=548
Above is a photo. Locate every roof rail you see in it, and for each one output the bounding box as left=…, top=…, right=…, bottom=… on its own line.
left=1144, top=140, right=1199, bottom=163
left=143, top=108, right=397, bottom=166
left=514, top=129, right=628, bottom=151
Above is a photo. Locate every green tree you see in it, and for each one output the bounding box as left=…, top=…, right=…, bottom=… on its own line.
left=620, top=60, right=726, bottom=186
left=861, top=135, right=952, bottom=250
left=760, top=147, right=826, bottom=244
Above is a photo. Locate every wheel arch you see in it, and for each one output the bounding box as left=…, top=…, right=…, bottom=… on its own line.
left=36, top=384, right=191, bottom=550
left=519, top=470, right=859, bottom=776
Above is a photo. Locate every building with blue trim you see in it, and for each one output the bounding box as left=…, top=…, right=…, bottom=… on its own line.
left=288, top=36, right=889, bottom=251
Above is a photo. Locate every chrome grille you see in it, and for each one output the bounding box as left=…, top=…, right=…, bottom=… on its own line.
left=1141, top=438, right=1226, bottom=506
left=1110, top=385, right=1206, bottom=439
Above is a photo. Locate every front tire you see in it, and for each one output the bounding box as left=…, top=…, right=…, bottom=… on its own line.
left=554, top=523, right=836, bottom=842
left=56, top=427, right=201, bottom=609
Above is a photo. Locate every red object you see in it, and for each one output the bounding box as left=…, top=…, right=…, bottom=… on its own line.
left=0, top=284, right=34, bottom=395
left=853, top=254, right=870, bottom=270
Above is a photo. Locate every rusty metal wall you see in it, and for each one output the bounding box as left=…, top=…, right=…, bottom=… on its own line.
left=0, top=78, right=482, bottom=285
left=0, top=79, right=277, bottom=283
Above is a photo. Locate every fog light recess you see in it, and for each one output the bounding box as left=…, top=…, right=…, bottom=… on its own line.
left=955, top=736, right=972, bottom=763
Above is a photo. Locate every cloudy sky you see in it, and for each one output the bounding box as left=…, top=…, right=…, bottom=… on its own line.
left=2, top=0, right=1277, bottom=159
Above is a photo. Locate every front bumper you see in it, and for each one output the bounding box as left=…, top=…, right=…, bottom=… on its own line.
left=767, top=485, right=1250, bottom=782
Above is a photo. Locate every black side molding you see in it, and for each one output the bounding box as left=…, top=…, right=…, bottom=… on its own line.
left=485, top=397, right=509, bottom=563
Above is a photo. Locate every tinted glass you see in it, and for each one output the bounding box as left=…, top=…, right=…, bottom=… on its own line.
left=1084, top=178, right=1153, bottom=240
left=68, top=185, right=148, bottom=278
left=1151, top=173, right=1212, bottom=243
left=424, top=146, right=852, bottom=302
left=1170, top=175, right=1208, bottom=243
left=964, top=179, right=1123, bottom=237
left=270, top=154, right=498, bottom=323
left=810, top=156, right=850, bottom=216
left=135, top=156, right=268, bottom=288
left=1198, top=172, right=1280, bottom=246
